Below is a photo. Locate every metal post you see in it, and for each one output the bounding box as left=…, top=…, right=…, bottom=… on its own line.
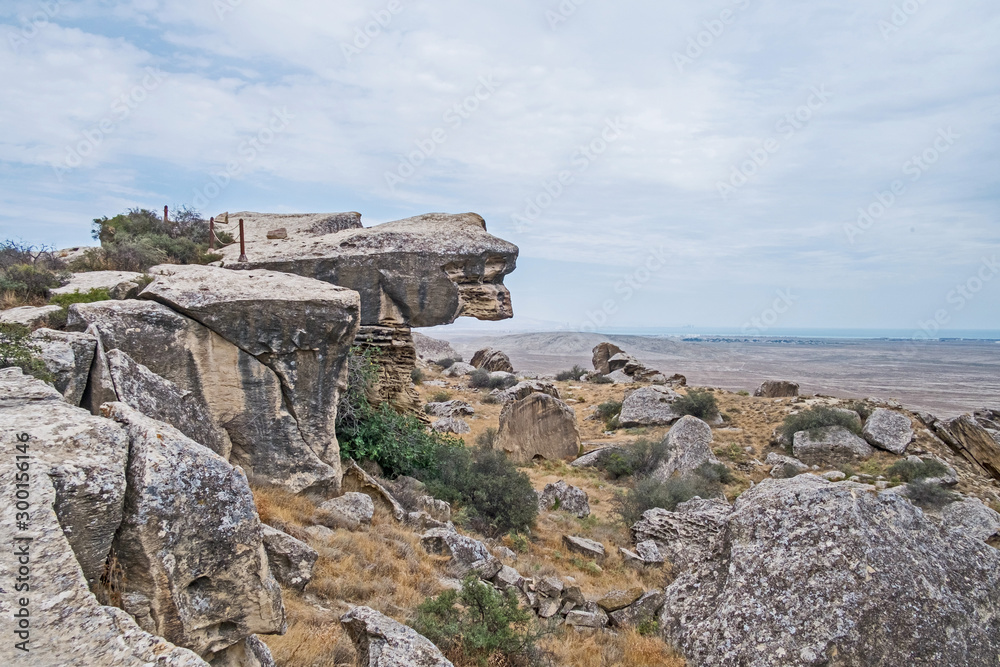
left=209, top=217, right=215, bottom=250
left=238, top=218, right=248, bottom=262
left=163, top=205, right=169, bottom=225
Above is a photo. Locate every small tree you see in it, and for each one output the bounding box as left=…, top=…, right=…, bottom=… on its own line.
left=0, top=324, right=50, bottom=381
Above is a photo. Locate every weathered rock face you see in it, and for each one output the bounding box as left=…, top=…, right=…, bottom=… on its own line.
left=341, top=606, right=454, bottom=667
left=318, top=492, right=375, bottom=527
left=443, top=361, right=476, bottom=377
left=537, top=480, right=590, bottom=518
left=608, top=590, right=666, bottom=629
left=106, top=349, right=233, bottom=458
left=932, top=414, right=1000, bottom=481
left=491, top=379, right=560, bottom=404
left=652, top=416, right=717, bottom=480
left=220, top=212, right=517, bottom=328
left=431, top=417, right=470, bottom=434
left=341, top=460, right=407, bottom=522
left=619, top=385, right=681, bottom=427
left=0, top=463, right=206, bottom=666
left=424, top=400, right=474, bottom=417
left=68, top=299, right=340, bottom=493
left=470, top=347, right=514, bottom=373
left=793, top=425, right=874, bottom=466
left=353, top=324, right=420, bottom=411
left=51, top=270, right=144, bottom=300
left=261, top=525, right=318, bottom=592
left=104, top=403, right=285, bottom=658
left=765, top=452, right=810, bottom=478
left=862, top=408, right=914, bottom=454
left=0, top=368, right=128, bottom=590
left=592, top=342, right=624, bottom=375
left=562, top=535, right=606, bottom=562
left=412, top=331, right=460, bottom=363
left=941, top=497, right=1000, bottom=544
left=421, top=528, right=500, bottom=579
left=754, top=380, right=800, bottom=398
left=0, top=304, right=64, bottom=329
left=495, top=393, right=581, bottom=463
left=659, top=476, right=1000, bottom=667
left=142, top=264, right=360, bottom=472
left=631, top=497, right=731, bottom=572
left=30, top=328, right=97, bottom=406
left=209, top=635, right=276, bottom=667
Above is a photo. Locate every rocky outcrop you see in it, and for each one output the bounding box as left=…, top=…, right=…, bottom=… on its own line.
left=753, top=380, right=799, bottom=398
left=792, top=425, right=874, bottom=466
left=341, top=460, right=407, bottom=522
left=421, top=528, right=501, bottom=579
left=69, top=299, right=342, bottom=493
left=562, top=535, right=606, bottom=562
left=0, top=462, right=205, bottom=666
left=354, top=324, right=420, bottom=411
left=537, top=480, right=590, bottom=518
left=494, top=393, right=581, bottom=463
left=51, top=270, right=144, bottom=300
left=862, top=408, right=914, bottom=454
left=0, top=368, right=128, bottom=589
left=30, top=328, right=96, bottom=406
left=941, top=497, right=1000, bottom=544
left=261, top=525, right=318, bottom=591
left=318, top=492, right=375, bottom=527
left=424, top=400, right=474, bottom=418
left=141, top=264, right=360, bottom=474
left=619, top=385, right=681, bottom=427
left=491, top=379, right=559, bottom=404
left=608, top=590, right=666, bottom=629
left=0, top=304, right=64, bottom=330
left=104, top=403, right=285, bottom=658
left=652, top=416, right=717, bottom=480
left=341, top=606, right=454, bottom=667
left=470, top=347, right=514, bottom=373
left=765, top=452, right=810, bottom=478
left=592, top=342, right=624, bottom=375
left=659, top=476, right=1000, bottom=666
left=412, top=332, right=460, bottom=363
left=106, top=349, right=233, bottom=458
left=431, top=417, right=470, bottom=434
left=932, top=414, right=1000, bottom=481
left=631, top=497, right=731, bottom=572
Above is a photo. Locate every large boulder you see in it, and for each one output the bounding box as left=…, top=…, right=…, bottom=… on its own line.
left=341, top=606, right=454, bottom=667
left=619, top=385, right=682, bottom=427
left=753, top=380, right=799, bottom=398
left=30, top=328, right=97, bottom=406
left=470, top=347, right=514, bottom=373
left=792, top=425, right=874, bottom=466
left=104, top=403, right=285, bottom=658
left=421, top=528, right=501, bottom=579
left=659, top=475, right=1000, bottom=666
left=51, top=270, right=144, bottom=300
left=430, top=417, right=470, bottom=434
left=941, top=497, right=1000, bottom=544
left=537, top=480, right=590, bottom=518
left=652, top=416, right=717, bottom=480
left=862, top=408, right=914, bottom=454
left=0, top=463, right=205, bottom=666
left=412, top=331, right=460, bottom=363
left=424, top=400, right=474, bottom=418
left=0, top=368, right=128, bottom=589
left=218, top=211, right=518, bottom=328
left=631, top=497, right=731, bottom=571
left=491, top=379, right=560, bottom=404
left=68, top=299, right=340, bottom=493
left=0, top=304, right=64, bottom=330
left=261, top=525, right=318, bottom=592
left=494, top=393, right=581, bottom=463
left=106, top=349, right=233, bottom=458
left=592, top=342, right=624, bottom=375
left=141, top=264, right=360, bottom=475
left=932, top=414, right=1000, bottom=481
left=341, top=460, right=407, bottom=522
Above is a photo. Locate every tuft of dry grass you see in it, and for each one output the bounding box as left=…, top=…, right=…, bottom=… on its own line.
left=540, top=627, right=686, bottom=667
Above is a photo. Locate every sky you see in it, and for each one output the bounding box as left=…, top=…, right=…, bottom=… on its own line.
left=1, top=0, right=998, bottom=336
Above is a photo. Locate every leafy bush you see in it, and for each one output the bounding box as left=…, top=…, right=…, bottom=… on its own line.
left=0, top=323, right=51, bottom=381
left=49, top=287, right=112, bottom=309
left=434, top=357, right=460, bottom=369
left=885, top=458, right=949, bottom=483
left=430, top=390, right=452, bottom=403
left=469, top=368, right=491, bottom=388
left=779, top=405, right=863, bottom=442
left=843, top=400, right=874, bottom=421
left=590, top=373, right=613, bottom=384
left=489, top=374, right=517, bottom=390
left=0, top=242, right=66, bottom=307
left=599, top=437, right=669, bottom=480
left=415, top=575, right=543, bottom=667
left=411, top=367, right=425, bottom=385
left=610, top=465, right=730, bottom=526
left=555, top=365, right=587, bottom=381
left=906, top=479, right=957, bottom=509
left=673, top=389, right=719, bottom=421
left=81, top=207, right=222, bottom=271
left=595, top=400, right=622, bottom=426
left=416, top=446, right=537, bottom=537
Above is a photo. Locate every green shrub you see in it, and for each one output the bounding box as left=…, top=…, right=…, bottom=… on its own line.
left=590, top=373, right=613, bottom=384
left=81, top=207, right=222, bottom=271
left=489, top=374, right=517, bottom=390
left=843, top=400, right=874, bottom=421
left=415, top=575, right=543, bottom=667
left=0, top=323, right=51, bottom=382
left=434, top=357, right=460, bottom=369
left=475, top=427, right=499, bottom=448
left=429, top=390, right=452, bottom=403
left=482, top=393, right=500, bottom=405
left=610, top=464, right=731, bottom=526
left=469, top=368, right=491, bottom=388
left=695, top=461, right=735, bottom=485
left=906, top=479, right=958, bottom=509
left=416, top=446, right=537, bottom=537
left=779, top=405, right=863, bottom=442
left=737, top=390, right=750, bottom=396
left=595, top=400, right=622, bottom=429
left=49, top=287, right=112, bottom=309
left=411, top=367, right=425, bottom=385
left=555, top=365, right=587, bottom=381
left=673, top=389, right=720, bottom=421
left=599, top=437, right=669, bottom=480
left=885, top=458, right=949, bottom=483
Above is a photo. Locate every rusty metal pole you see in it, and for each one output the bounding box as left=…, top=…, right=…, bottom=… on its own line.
left=163, top=205, right=168, bottom=225
left=209, top=217, right=215, bottom=250
left=238, top=218, right=248, bottom=262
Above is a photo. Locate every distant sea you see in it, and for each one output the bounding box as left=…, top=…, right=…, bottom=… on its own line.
left=581, top=327, right=1000, bottom=341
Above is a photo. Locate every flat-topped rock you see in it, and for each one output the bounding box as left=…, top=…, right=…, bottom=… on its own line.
left=0, top=304, right=64, bottom=330
left=793, top=425, right=874, bottom=466
left=30, top=328, right=96, bottom=406
left=619, top=385, right=682, bottom=427
left=754, top=380, right=800, bottom=398
left=863, top=408, right=914, bottom=454
left=51, top=270, right=144, bottom=300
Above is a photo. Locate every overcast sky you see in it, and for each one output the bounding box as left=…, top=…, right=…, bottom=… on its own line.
left=1, top=0, right=998, bottom=334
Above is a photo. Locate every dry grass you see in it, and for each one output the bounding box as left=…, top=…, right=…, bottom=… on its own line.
left=540, top=627, right=686, bottom=667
